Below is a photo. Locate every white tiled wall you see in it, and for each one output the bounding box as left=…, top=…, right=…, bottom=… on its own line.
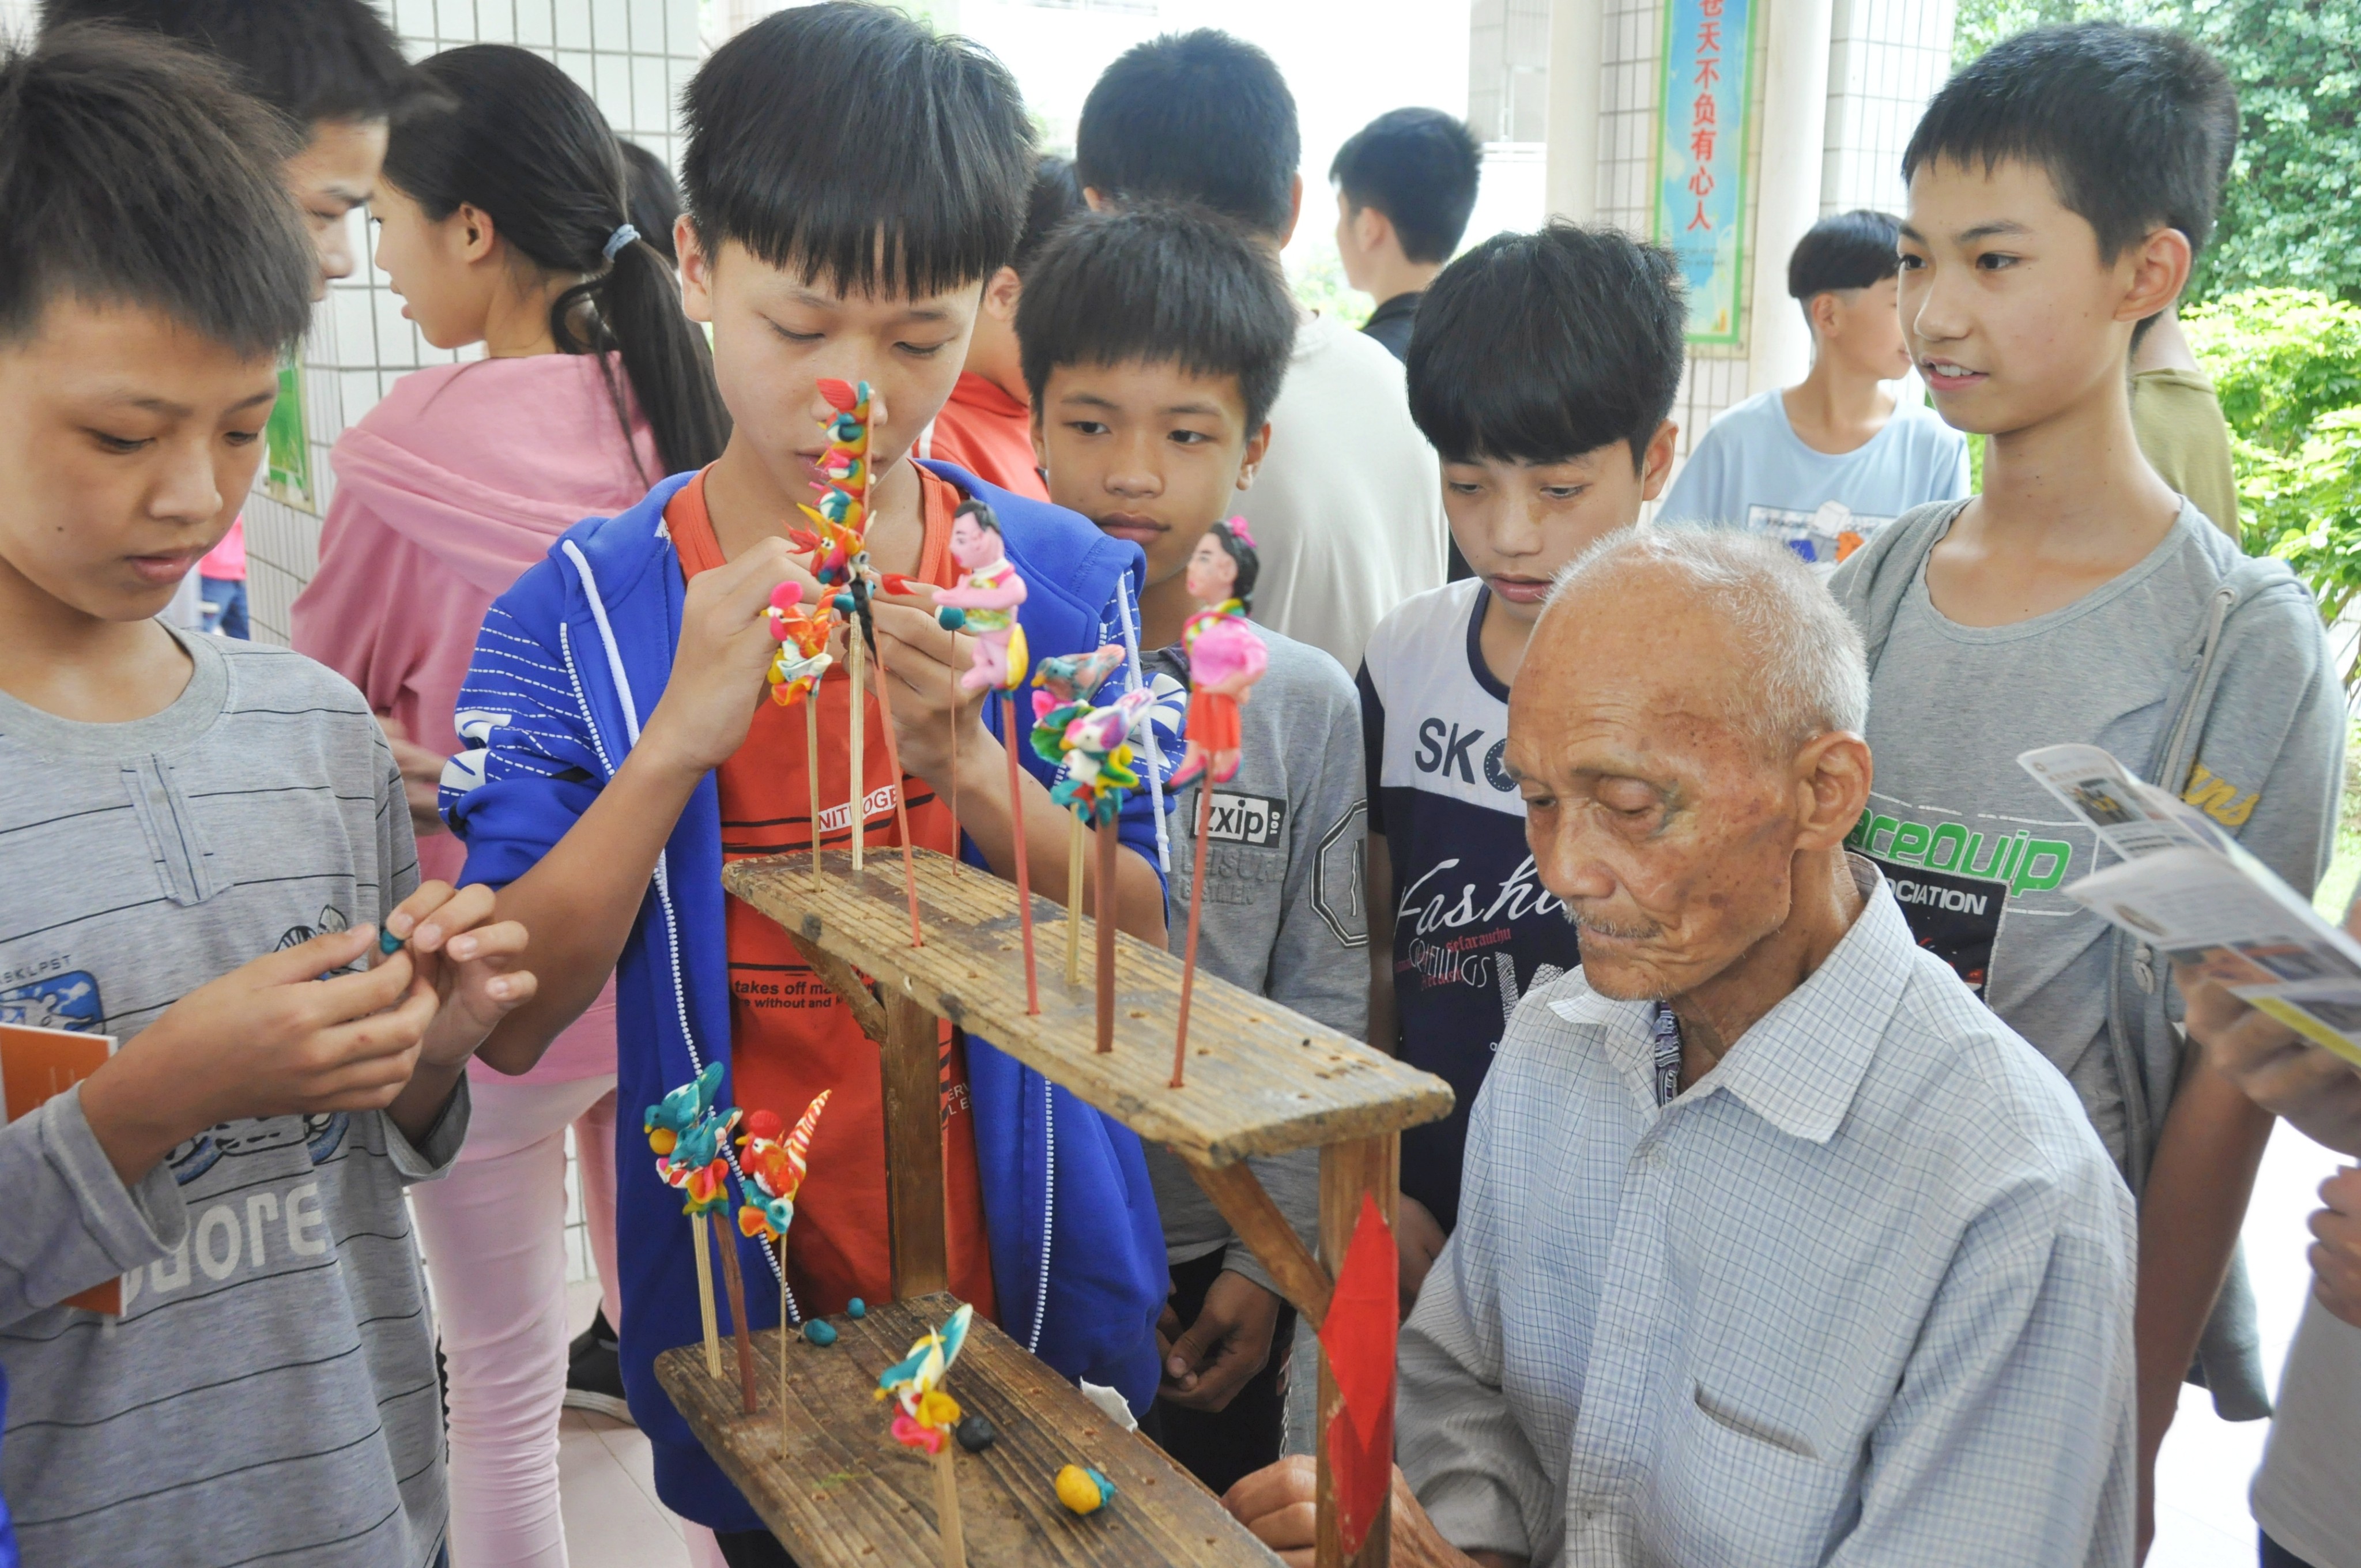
left=244, top=0, right=701, bottom=644
left=1820, top=0, right=1955, bottom=216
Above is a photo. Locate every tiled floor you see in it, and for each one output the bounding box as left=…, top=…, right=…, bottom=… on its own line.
left=549, top=1127, right=2353, bottom=1567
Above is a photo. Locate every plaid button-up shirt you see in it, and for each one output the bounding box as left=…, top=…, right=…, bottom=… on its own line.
left=1398, top=858, right=2138, bottom=1567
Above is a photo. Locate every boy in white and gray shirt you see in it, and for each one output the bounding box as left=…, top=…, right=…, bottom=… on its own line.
left=0, top=33, right=534, bottom=1568
left=1016, top=201, right=1364, bottom=1491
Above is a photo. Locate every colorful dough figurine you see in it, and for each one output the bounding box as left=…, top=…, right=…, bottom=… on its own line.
left=794, top=378, right=923, bottom=941
left=738, top=1091, right=830, bottom=1449
left=877, top=1303, right=976, bottom=1568
left=1032, top=657, right=1153, bottom=1047
left=1054, top=1464, right=1117, bottom=1516
left=1167, top=520, right=1267, bottom=789
left=645, top=1064, right=738, bottom=1382
left=1168, top=521, right=1269, bottom=1087
left=933, top=501, right=1044, bottom=1010
left=765, top=582, right=837, bottom=884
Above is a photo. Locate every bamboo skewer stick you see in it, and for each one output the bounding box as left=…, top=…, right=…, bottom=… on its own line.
left=712, top=1213, right=758, bottom=1415
left=1065, top=813, right=1086, bottom=987
left=848, top=633, right=867, bottom=875
left=861, top=619, right=925, bottom=947
left=1172, top=780, right=1216, bottom=1087
left=777, top=1239, right=792, bottom=1455
left=1002, top=693, right=1039, bottom=1014
left=805, top=698, right=823, bottom=885
left=691, top=1213, right=722, bottom=1379
left=1094, top=820, right=1118, bottom=1053
left=932, top=1446, right=967, bottom=1568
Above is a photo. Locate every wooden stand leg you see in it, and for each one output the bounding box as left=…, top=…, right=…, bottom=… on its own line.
left=1317, top=1134, right=1397, bottom=1568
left=881, top=992, right=949, bottom=1299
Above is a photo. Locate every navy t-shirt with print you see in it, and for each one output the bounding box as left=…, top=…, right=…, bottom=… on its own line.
left=1360, top=578, right=1579, bottom=1231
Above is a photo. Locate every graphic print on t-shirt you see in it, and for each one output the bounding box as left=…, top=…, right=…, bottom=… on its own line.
left=1361, top=578, right=1579, bottom=1231
left=1849, top=792, right=2080, bottom=997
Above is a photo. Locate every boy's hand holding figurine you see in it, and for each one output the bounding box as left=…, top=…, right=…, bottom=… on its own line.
left=78, top=881, right=536, bottom=1188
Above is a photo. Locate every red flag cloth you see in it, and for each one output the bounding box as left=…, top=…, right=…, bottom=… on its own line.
left=1318, top=1193, right=1398, bottom=1554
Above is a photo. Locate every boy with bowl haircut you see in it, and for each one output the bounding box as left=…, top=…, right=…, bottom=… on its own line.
left=1830, top=22, right=2343, bottom=1549
left=440, top=5, right=1170, bottom=1550
left=1017, top=202, right=1366, bottom=1490
left=1658, top=208, right=1970, bottom=565
left=0, top=29, right=534, bottom=1566
left=1371, top=222, right=1684, bottom=1303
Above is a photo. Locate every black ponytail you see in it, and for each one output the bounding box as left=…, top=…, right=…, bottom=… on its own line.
left=383, top=44, right=729, bottom=478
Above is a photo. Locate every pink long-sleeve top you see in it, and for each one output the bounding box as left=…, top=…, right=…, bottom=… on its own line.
left=293, top=353, right=661, bottom=1082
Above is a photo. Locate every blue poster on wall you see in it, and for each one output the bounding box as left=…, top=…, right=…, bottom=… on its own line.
left=1654, top=0, right=1757, bottom=346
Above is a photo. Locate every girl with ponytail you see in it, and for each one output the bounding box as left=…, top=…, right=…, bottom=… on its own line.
left=291, top=44, right=725, bottom=1568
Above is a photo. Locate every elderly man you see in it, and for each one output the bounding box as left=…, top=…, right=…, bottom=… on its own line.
left=1227, top=530, right=2137, bottom=1566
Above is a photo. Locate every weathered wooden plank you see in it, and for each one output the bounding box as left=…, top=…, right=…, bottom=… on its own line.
left=882, top=992, right=949, bottom=1299
left=1183, top=1158, right=1332, bottom=1331
left=1317, top=1136, right=1397, bottom=1568
left=656, top=1292, right=1282, bottom=1568
left=725, top=849, right=1451, bottom=1167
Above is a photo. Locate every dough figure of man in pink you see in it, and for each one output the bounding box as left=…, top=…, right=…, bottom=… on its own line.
left=933, top=500, right=1029, bottom=691
left=1168, top=518, right=1268, bottom=789
left=1170, top=518, right=1268, bottom=1085
left=930, top=498, right=1044, bottom=1011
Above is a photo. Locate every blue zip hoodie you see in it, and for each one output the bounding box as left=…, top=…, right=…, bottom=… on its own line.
left=442, top=463, right=1172, bottom=1532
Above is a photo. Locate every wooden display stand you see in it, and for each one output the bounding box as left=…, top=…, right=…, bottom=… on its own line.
left=655, top=846, right=1451, bottom=1568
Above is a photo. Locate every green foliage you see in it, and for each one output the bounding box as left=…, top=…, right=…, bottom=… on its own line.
left=2184, top=289, right=2361, bottom=686
left=1951, top=0, right=2361, bottom=305
left=1287, top=240, right=1372, bottom=330
left=2184, top=289, right=2361, bottom=452
left=2237, top=410, right=2361, bottom=673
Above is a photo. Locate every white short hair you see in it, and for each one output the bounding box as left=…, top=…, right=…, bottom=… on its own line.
left=1545, top=527, right=1869, bottom=752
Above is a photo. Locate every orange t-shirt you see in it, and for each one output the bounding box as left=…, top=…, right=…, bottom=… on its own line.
left=665, top=468, right=996, bottom=1321
left=924, top=372, right=1048, bottom=502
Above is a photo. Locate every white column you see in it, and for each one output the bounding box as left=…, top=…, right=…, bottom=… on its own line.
left=1744, top=0, right=1834, bottom=396
left=1543, top=0, right=1608, bottom=224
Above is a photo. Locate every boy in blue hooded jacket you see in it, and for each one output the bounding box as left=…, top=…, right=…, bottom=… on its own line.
left=439, top=5, right=1172, bottom=1551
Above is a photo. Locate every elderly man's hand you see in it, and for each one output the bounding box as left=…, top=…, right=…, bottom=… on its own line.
left=2311, top=1166, right=2361, bottom=1327
left=1220, top=1457, right=1523, bottom=1568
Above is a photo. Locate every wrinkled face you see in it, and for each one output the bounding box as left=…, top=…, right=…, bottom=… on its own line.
left=285, top=116, right=389, bottom=297
left=368, top=182, right=493, bottom=350
left=1898, top=155, right=2151, bottom=437
left=1034, top=357, right=1264, bottom=592
left=1506, top=575, right=1809, bottom=1001
left=682, top=232, right=980, bottom=499
left=1442, top=425, right=1677, bottom=628
left=0, top=299, right=278, bottom=624
left=1184, top=532, right=1237, bottom=605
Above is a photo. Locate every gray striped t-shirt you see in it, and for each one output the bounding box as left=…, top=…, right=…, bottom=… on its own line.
left=0, top=627, right=465, bottom=1568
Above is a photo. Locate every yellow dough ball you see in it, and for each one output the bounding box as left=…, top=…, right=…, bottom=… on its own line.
left=1055, top=1464, right=1110, bottom=1515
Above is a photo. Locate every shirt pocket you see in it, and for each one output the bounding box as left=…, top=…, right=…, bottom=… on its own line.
left=1645, top=1377, right=1850, bottom=1568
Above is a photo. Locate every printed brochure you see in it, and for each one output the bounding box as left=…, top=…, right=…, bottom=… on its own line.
left=2020, top=743, right=2361, bottom=1069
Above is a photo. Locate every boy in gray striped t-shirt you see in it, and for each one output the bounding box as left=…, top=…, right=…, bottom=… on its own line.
left=0, top=33, right=536, bottom=1568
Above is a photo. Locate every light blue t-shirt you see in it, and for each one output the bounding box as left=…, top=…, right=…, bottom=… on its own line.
left=1658, top=389, right=1971, bottom=566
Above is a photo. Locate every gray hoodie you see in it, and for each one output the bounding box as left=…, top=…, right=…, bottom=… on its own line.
left=1831, top=497, right=2345, bottom=1416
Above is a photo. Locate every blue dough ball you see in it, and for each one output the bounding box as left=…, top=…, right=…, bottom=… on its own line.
left=379, top=927, right=404, bottom=956
left=936, top=606, right=967, bottom=631
left=802, top=1318, right=838, bottom=1347
left=846, top=1298, right=866, bottom=1318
